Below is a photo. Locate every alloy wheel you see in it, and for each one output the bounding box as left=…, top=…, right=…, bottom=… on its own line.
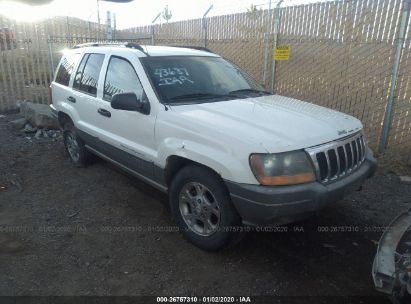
left=179, top=182, right=221, bottom=236
left=65, top=133, right=80, bottom=162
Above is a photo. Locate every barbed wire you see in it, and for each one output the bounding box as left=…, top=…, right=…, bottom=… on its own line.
left=201, top=0, right=340, bottom=19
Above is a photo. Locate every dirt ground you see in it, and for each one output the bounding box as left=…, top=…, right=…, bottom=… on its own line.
left=1, top=113, right=411, bottom=301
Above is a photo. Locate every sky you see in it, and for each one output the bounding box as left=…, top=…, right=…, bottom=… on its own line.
left=0, top=0, right=320, bottom=29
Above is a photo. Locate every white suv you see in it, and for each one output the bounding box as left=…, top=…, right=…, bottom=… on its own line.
left=50, top=43, right=377, bottom=250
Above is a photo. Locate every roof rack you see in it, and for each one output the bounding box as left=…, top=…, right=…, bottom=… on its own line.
left=172, top=45, right=214, bottom=53
left=72, top=42, right=150, bottom=56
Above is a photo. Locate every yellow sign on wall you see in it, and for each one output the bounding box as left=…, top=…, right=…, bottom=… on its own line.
left=274, top=46, right=291, bottom=60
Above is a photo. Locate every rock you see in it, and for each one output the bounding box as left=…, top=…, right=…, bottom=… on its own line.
left=67, top=212, right=78, bottom=218
left=19, top=100, right=58, bottom=129
left=45, top=130, right=60, bottom=138
left=399, top=176, right=411, bottom=184
left=34, top=129, right=42, bottom=139
left=10, top=118, right=26, bottom=130
left=15, top=100, right=23, bottom=109
left=23, top=123, right=37, bottom=133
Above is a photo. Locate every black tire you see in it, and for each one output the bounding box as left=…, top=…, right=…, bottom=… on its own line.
left=63, top=121, right=89, bottom=167
left=169, top=165, right=242, bottom=251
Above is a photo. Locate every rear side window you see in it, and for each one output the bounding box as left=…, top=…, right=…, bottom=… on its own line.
left=73, top=54, right=89, bottom=90
left=103, top=56, right=144, bottom=101
left=73, top=53, right=105, bottom=96
left=55, top=53, right=80, bottom=86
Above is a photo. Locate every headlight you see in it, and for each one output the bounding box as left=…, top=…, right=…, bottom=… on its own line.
left=249, top=151, right=316, bottom=186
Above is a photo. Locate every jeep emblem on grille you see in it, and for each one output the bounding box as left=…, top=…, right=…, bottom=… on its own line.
left=338, top=130, right=347, bottom=135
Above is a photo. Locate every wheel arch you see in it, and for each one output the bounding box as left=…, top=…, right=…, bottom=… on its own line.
left=57, top=111, right=73, bottom=128
left=164, top=155, right=226, bottom=187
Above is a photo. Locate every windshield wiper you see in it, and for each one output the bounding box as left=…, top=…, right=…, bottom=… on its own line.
left=229, top=88, right=272, bottom=96
left=167, top=90, right=271, bottom=104
left=168, top=93, right=233, bottom=101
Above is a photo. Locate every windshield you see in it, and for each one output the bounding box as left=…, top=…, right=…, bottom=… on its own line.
left=140, top=56, right=270, bottom=104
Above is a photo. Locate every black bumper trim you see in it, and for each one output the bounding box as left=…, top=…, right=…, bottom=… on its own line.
left=225, top=155, right=377, bottom=226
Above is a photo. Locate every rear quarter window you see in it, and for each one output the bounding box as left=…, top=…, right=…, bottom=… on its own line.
left=55, top=53, right=81, bottom=86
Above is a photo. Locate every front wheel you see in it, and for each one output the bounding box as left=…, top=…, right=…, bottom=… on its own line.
left=169, top=165, right=242, bottom=251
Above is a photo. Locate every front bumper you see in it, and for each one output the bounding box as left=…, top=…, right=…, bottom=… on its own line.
left=226, top=154, right=377, bottom=226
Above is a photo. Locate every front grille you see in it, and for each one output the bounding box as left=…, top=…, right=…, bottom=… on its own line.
left=305, top=132, right=366, bottom=184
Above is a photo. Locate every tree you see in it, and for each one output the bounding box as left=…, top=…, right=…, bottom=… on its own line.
left=247, top=4, right=259, bottom=14
left=246, top=4, right=262, bottom=19
left=162, top=5, right=172, bottom=23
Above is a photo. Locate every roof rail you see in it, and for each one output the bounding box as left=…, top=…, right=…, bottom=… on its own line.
left=72, top=41, right=150, bottom=56
left=172, top=45, right=214, bottom=53
left=72, top=42, right=119, bottom=49
left=123, top=42, right=146, bottom=53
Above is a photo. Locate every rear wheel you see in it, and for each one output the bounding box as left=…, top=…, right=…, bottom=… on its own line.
left=169, top=165, right=242, bottom=250
left=63, top=121, right=89, bottom=167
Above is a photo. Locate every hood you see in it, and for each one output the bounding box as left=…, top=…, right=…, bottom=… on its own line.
left=170, top=95, right=363, bottom=153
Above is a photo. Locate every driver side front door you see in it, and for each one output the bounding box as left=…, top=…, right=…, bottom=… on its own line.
left=93, top=55, right=157, bottom=180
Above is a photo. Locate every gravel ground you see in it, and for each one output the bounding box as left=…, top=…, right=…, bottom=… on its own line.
left=1, top=113, right=411, bottom=301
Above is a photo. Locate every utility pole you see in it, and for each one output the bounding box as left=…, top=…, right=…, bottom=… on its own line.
left=113, top=13, right=116, bottom=40
left=97, top=0, right=101, bottom=25
left=97, top=0, right=101, bottom=40
left=106, top=11, right=112, bottom=40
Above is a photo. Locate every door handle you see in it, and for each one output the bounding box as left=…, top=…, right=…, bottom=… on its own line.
left=98, top=108, right=111, bottom=118
left=67, top=96, right=76, bottom=103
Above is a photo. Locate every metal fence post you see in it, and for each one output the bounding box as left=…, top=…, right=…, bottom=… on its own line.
left=203, top=18, right=207, bottom=48
left=151, top=13, right=161, bottom=45
left=88, top=21, right=91, bottom=38
left=379, top=0, right=411, bottom=153
left=66, top=16, right=71, bottom=37
left=47, top=35, right=55, bottom=80
left=270, top=0, right=284, bottom=92
left=262, top=1, right=273, bottom=87
left=203, top=5, right=213, bottom=48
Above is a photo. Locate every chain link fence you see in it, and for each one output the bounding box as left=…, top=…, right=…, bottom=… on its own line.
left=0, top=0, right=410, bottom=164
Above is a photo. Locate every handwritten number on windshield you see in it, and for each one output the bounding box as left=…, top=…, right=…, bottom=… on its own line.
left=155, top=67, right=195, bottom=86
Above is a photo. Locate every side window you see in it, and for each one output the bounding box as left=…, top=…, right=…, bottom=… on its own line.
left=73, top=54, right=89, bottom=90
left=55, top=53, right=80, bottom=86
left=104, top=56, right=144, bottom=101
left=74, top=53, right=104, bottom=96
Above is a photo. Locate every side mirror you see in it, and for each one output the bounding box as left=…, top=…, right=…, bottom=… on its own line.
left=111, top=92, right=150, bottom=115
